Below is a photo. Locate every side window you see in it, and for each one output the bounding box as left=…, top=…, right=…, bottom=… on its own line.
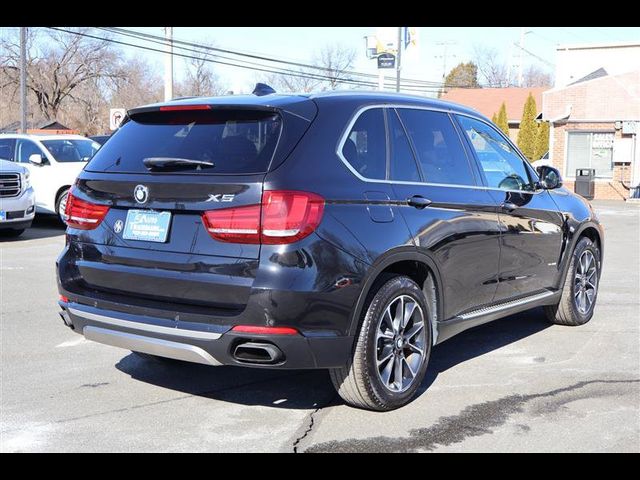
left=0, top=138, right=16, bottom=161
left=388, top=110, right=421, bottom=182
left=16, top=139, right=45, bottom=164
left=457, top=115, right=534, bottom=191
left=397, top=109, right=475, bottom=186
left=341, top=108, right=386, bottom=180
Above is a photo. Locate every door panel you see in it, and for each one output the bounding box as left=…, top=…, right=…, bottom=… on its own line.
left=455, top=114, right=565, bottom=299
left=489, top=190, right=565, bottom=297
left=390, top=108, right=502, bottom=319
left=393, top=185, right=502, bottom=319
left=16, top=139, right=52, bottom=211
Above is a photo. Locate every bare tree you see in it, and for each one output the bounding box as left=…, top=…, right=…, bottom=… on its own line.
left=109, top=56, right=163, bottom=108
left=473, top=45, right=515, bottom=87
left=1, top=28, right=125, bottom=122
left=312, top=43, right=356, bottom=90
left=176, top=43, right=227, bottom=97
left=522, top=65, right=553, bottom=87
left=261, top=70, right=321, bottom=93
left=261, top=42, right=356, bottom=94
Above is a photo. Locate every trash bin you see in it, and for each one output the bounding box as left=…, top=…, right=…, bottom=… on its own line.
left=575, top=168, right=596, bottom=200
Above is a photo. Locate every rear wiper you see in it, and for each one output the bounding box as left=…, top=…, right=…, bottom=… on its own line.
left=143, top=157, right=215, bottom=169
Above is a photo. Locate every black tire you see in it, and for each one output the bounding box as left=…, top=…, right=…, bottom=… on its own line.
left=0, top=229, right=25, bottom=237
left=56, top=188, right=70, bottom=224
left=330, top=275, right=432, bottom=411
left=545, top=236, right=601, bottom=326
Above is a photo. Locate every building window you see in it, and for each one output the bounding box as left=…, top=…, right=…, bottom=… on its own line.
left=566, top=132, right=614, bottom=178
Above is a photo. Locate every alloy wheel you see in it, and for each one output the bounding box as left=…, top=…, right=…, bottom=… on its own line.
left=574, top=250, right=598, bottom=315
left=375, top=295, right=427, bottom=393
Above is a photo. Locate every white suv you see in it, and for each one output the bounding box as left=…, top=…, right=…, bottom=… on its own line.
left=0, top=134, right=100, bottom=220
left=0, top=158, right=35, bottom=237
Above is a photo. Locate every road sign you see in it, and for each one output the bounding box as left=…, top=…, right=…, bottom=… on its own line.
left=109, top=108, right=126, bottom=131
left=377, top=53, right=396, bottom=69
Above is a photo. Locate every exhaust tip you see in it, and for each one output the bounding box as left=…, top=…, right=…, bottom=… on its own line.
left=233, top=342, right=284, bottom=365
left=59, top=310, right=74, bottom=329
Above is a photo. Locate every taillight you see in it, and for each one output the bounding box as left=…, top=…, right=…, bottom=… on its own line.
left=201, top=190, right=324, bottom=245
left=202, top=204, right=261, bottom=244
left=64, top=189, right=110, bottom=230
left=261, top=190, right=324, bottom=244
left=232, top=325, right=300, bottom=335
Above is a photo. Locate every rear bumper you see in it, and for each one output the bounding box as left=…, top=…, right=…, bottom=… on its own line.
left=60, top=302, right=353, bottom=369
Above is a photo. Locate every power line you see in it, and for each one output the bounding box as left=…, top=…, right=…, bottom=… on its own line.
left=512, top=42, right=554, bottom=68
left=46, top=27, right=449, bottom=94
left=103, top=27, right=511, bottom=90
left=101, top=26, right=448, bottom=88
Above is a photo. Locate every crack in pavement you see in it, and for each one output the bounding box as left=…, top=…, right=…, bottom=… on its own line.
left=303, top=378, right=640, bottom=453
left=292, top=407, right=321, bottom=453
left=292, top=393, right=338, bottom=453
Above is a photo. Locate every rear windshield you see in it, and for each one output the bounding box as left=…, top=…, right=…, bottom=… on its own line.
left=85, top=109, right=282, bottom=174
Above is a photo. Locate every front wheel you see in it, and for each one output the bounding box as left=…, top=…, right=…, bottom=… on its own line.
left=330, top=275, right=432, bottom=411
left=56, top=188, right=69, bottom=224
left=545, top=236, right=601, bottom=326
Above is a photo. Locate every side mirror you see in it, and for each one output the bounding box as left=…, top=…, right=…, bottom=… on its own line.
left=536, top=165, right=562, bottom=190
left=29, top=153, right=45, bottom=166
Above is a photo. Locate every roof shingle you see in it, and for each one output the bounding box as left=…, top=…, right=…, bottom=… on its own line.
left=441, top=87, right=546, bottom=122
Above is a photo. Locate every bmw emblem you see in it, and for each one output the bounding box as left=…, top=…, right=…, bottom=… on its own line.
left=114, top=220, right=124, bottom=234
left=134, top=184, right=149, bottom=204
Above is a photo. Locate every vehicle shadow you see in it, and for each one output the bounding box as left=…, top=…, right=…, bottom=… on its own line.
left=419, top=307, right=551, bottom=393
left=0, top=215, right=65, bottom=242
left=115, top=308, right=551, bottom=410
left=115, top=353, right=339, bottom=410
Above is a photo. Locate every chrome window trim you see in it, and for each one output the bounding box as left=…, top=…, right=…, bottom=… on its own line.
left=335, top=104, right=544, bottom=196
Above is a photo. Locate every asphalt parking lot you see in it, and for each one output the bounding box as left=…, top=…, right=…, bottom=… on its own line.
left=1, top=201, right=639, bottom=452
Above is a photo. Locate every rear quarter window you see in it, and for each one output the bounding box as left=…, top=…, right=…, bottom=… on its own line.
left=86, top=109, right=282, bottom=174
left=341, top=108, right=386, bottom=180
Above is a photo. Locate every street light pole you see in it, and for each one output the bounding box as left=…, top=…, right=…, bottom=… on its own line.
left=164, top=27, right=173, bottom=101
left=20, top=27, right=27, bottom=133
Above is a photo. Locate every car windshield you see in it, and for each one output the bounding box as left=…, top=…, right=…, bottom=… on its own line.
left=41, top=139, right=100, bottom=162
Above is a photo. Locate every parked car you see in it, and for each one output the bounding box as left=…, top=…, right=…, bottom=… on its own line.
left=0, top=134, right=100, bottom=221
left=0, top=158, right=35, bottom=237
left=56, top=90, right=604, bottom=410
left=89, top=135, right=110, bottom=146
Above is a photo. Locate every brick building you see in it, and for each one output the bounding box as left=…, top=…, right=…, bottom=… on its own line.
left=442, top=87, right=545, bottom=142
left=542, top=69, right=640, bottom=200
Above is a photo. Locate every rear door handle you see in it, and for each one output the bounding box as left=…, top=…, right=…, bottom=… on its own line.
left=501, top=202, right=518, bottom=212
left=407, top=196, right=432, bottom=209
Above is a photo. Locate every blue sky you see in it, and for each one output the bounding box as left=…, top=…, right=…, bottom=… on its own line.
left=119, top=27, right=639, bottom=94
left=3, top=26, right=638, bottom=94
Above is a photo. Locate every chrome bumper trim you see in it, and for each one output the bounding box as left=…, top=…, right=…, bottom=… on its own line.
left=83, top=326, right=222, bottom=366
left=68, top=307, right=223, bottom=340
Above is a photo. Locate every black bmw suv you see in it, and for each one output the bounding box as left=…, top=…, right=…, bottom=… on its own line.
left=57, top=90, right=603, bottom=410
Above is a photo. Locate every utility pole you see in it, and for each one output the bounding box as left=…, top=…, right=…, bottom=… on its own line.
left=164, top=27, right=173, bottom=101
left=395, top=27, right=402, bottom=92
left=435, top=41, right=457, bottom=81
left=518, top=27, right=524, bottom=87
left=20, top=27, right=27, bottom=133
